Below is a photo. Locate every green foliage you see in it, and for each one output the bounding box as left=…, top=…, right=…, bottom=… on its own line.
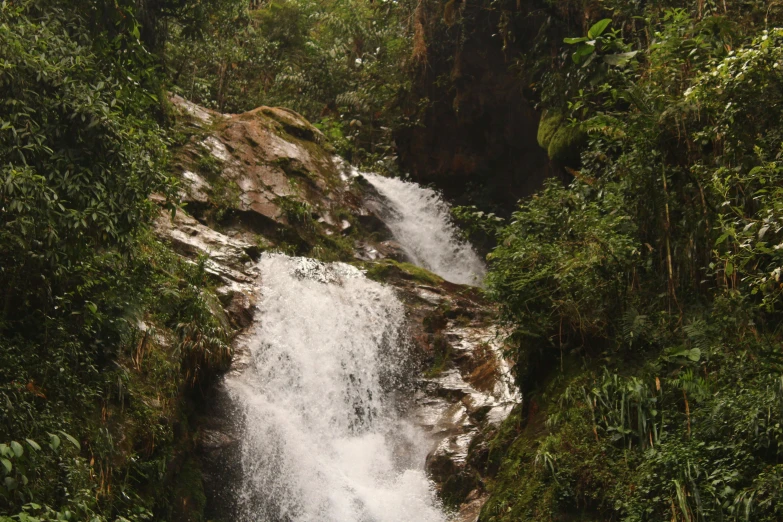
left=0, top=2, right=229, bottom=519
left=0, top=1, right=171, bottom=284
left=165, top=0, right=415, bottom=166
left=483, top=7, right=783, bottom=522
left=487, top=180, right=639, bottom=352
left=450, top=205, right=504, bottom=254
left=277, top=196, right=316, bottom=230
left=172, top=261, right=232, bottom=389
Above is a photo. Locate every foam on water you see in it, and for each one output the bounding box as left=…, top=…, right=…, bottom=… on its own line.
left=228, top=254, right=447, bottom=522
left=361, top=172, right=486, bottom=286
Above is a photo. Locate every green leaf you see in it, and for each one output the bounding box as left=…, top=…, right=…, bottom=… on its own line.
left=1, top=458, right=11, bottom=473
left=58, top=431, right=80, bottom=450
left=588, top=19, right=612, bottom=39
left=4, top=476, right=17, bottom=490
left=564, top=36, right=589, bottom=45
left=10, top=441, right=23, bottom=458
left=725, top=261, right=734, bottom=276
left=573, top=44, right=595, bottom=64
left=604, top=51, right=638, bottom=66
left=687, top=348, right=701, bottom=362
left=25, top=439, right=40, bottom=451
left=715, top=231, right=731, bottom=245
left=48, top=433, right=60, bottom=451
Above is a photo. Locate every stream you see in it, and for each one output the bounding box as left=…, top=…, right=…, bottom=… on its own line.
left=226, top=173, right=486, bottom=521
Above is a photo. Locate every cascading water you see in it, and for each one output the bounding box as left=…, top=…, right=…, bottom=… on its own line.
left=227, top=254, right=447, bottom=522
left=360, top=172, right=486, bottom=286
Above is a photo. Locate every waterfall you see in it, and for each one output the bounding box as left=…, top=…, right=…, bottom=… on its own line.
left=360, top=172, right=486, bottom=286
left=227, top=254, right=447, bottom=522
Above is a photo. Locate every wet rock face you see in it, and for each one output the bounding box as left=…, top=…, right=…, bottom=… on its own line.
left=153, top=208, right=258, bottom=330
left=169, top=95, right=406, bottom=264
left=395, top=1, right=566, bottom=211
left=418, top=322, right=519, bottom=521
left=159, top=96, right=520, bottom=521
left=386, top=274, right=521, bottom=521
left=171, top=95, right=344, bottom=231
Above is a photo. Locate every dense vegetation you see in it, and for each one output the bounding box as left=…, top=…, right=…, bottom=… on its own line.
left=164, top=0, right=416, bottom=167
left=477, top=1, right=783, bottom=520
left=4, top=0, right=783, bottom=520
left=0, top=2, right=232, bottom=520
left=0, top=1, right=415, bottom=519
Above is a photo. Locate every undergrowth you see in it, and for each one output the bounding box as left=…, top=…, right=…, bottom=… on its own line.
left=481, top=5, right=783, bottom=521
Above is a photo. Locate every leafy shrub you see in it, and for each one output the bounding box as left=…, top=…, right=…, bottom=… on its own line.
left=482, top=9, right=783, bottom=522
left=487, top=179, right=639, bottom=355
left=165, top=0, right=415, bottom=166
left=0, top=3, right=226, bottom=519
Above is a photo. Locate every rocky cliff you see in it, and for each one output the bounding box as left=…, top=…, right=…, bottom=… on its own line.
left=157, top=96, right=520, bottom=521
left=395, top=0, right=564, bottom=211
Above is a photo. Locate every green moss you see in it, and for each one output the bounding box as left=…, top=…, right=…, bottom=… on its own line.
left=195, top=148, right=223, bottom=181
left=261, top=107, right=324, bottom=144
left=547, top=124, right=587, bottom=168
left=310, top=234, right=355, bottom=262
left=365, top=259, right=444, bottom=285
left=537, top=110, right=588, bottom=168
left=398, top=262, right=444, bottom=284
left=537, top=110, right=564, bottom=150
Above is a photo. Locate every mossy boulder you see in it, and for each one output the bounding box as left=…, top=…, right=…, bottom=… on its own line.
left=548, top=123, right=587, bottom=167
left=258, top=106, right=326, bottom=144
left=537, top=110, right=564, bottom=150
left=537, top=110, right=588, bottom=168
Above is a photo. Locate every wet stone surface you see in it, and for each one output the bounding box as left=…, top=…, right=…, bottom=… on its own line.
left=157, top=96, right=520, bottom=522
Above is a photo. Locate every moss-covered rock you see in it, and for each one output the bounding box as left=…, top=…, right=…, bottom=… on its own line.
left=259, top=106, right=326, bottom=144
left=537, top=110, right=587, bottom=168
left=547, top=123, right=587, bottom=168
left=536, top=110, right=564, bottom=150
left=364, top=259, right=444, bottom=285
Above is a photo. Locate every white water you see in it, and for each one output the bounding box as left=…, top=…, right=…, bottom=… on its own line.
left=228, top=254, right=447, bottom=522
left=361, top=172, right=486, bottom=286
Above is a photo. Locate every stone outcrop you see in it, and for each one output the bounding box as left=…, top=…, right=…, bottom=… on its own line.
left=170, top=95, right=361, bottom=239
left=156, top=95, right=520, bottom=521
left=377, top=269, right=520, bottom=521
left=395, top=1, right=568, bottom=210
